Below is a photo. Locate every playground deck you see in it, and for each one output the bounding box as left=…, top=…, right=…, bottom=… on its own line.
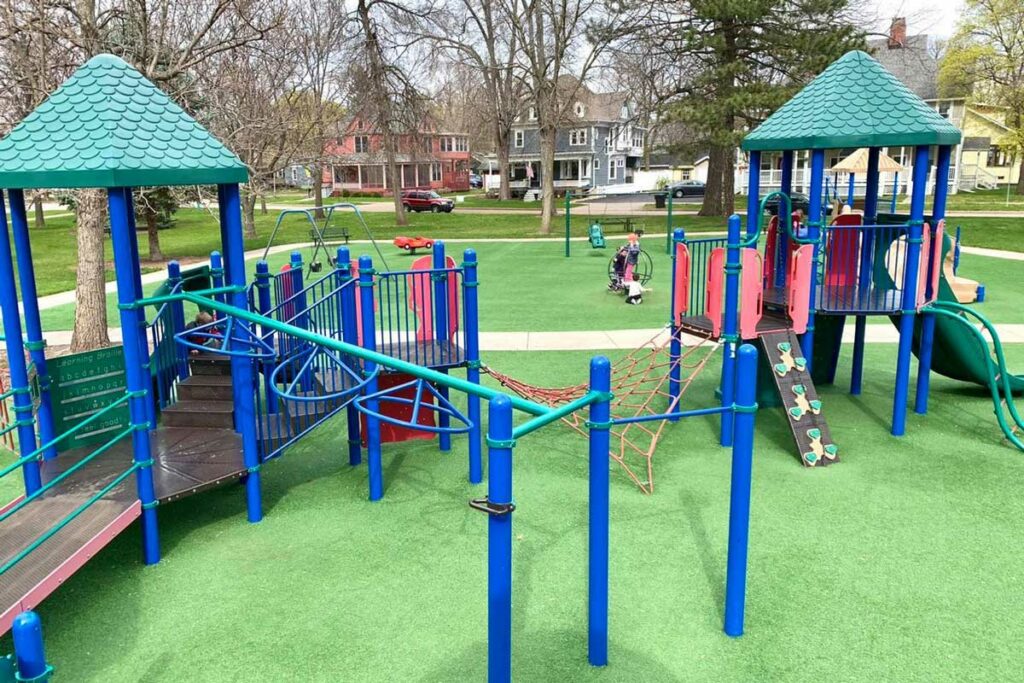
left=678, top=310, right=792, bottom=340
left=0, top=425, right=244, bottom=634
left=762, top=285, right=903, bottom=315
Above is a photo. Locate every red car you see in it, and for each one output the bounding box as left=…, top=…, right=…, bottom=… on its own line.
left=393, top=236, right=435, bottom=253
left=401, top=189, right=454, bottom=213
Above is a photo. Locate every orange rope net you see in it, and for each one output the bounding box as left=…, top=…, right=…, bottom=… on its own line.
left=485, top=332, right=719, bottom=494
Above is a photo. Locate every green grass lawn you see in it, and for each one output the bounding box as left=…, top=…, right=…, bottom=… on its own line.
left=2, top=343, right=1023, bottom=680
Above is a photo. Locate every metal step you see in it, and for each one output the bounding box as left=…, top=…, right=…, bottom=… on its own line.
left=162, top=399, right=235, bottom=429
left=177, top=374, right=234, bottom=401
left=188, top=353, right=231, bottom=376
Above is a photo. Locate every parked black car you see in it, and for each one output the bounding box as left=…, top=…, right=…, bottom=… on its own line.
left=762, top=192, right=831, bottom=216
left=667, top=180, right=705, bottom=198
left=469, top=173, right=483, bottom=189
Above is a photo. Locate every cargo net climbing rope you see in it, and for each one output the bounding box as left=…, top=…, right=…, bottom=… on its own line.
left=484, top=332, right=719, bottom=494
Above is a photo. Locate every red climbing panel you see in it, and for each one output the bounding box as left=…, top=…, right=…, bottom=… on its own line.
left=407, top=254, right=458, bottom=342
left=360, top=371, right=436, bottom=445
left=706, top=247, right=725, bottom=337
left=825, top=213, right=862, bottom=287
left=673, top=241, right=691, bottom=323
left=740, top=248, right=763, bottom=339
left=788, top=244, right=814, bottom=334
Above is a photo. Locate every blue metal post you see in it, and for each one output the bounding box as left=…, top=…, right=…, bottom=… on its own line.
left=668, top=228, right=684, bottom=419
left=487, top=394, right=514, bottom=683
left=12, top=611, right=51, bottom=681
left=289, top=250, right=312, bottom=392
left=720, top=214, right=742, bottom=447
left=254, top=260, right=279, bottom=415
left=892, top=147, right=930, bottom=436
left=851, top=148, right=881, bottom=396
left=209, top=250, right=225, bottom=314
left=108, top=187, right=160, bottom=563
left=777, top=151, right=794, bottom=288
left=665, top=191, right=673, bottom=254
left=846, top=172, right=855, bottom=207
left=953, top=226, right=962, bottom=274
left=463, top=248, right=483, bottom=483
left=724, top=343, right=757, bottom=637
left=0, top=195, right=40, bottom=494
left=802, top=149, right=826, bottom=364
left=890, top=171, right=899, bottom=214
left=914, top=145, right=951, bottom=414
left=358, top=255, right=384, bottom=500
left=587, top=356, right=611, bottom=666
left=338, top=247, right=362, bottom=466
left=166, top=261, right=190, bottom=380
left=432, top=242, right=451, bottom=451
left=8, top=190, right=55, bottom=460
left=746, top=151, right=761, bottom=238
left=218, top=184, right=263, bottom=523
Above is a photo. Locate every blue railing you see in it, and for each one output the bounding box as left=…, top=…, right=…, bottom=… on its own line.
left=374, top=266, right=465, bottom=369
left=816, top=222, right=910, bottom=313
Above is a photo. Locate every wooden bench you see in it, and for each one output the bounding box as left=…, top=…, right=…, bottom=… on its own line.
left=597, top=217, right=644, bottom=236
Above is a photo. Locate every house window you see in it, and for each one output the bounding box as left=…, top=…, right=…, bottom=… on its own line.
left=354, top=135, right=369, bottom=153
left=528, top=106, right=537, bottom=121
left=569, top=129, right=588, bottom=146
left=514, top=130, right=524, bottom=148
left=430, top=162, right=442, bottom=182
left=938, top=101, right=950, bottom=119
left=575, top=102, right=585, bottom=117
left=441, top=137, right=453, bottom=152
left=594, top=158, right=600, bottom=170
left=456, top=137, right=468, bottom=152
left=609, top=157, right=617, bottom=180
left=988, top=145, right=1009, bottom=167
left=632, top=129, right=643, bottom=148
left=681, top=170, right=691, bottom=181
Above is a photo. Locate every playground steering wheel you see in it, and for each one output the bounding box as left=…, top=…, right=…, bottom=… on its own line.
left=608, top=249, right=654, bottom=286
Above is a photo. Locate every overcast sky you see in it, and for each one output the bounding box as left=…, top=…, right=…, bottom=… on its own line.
left=866, top=0, right=964, bottom=39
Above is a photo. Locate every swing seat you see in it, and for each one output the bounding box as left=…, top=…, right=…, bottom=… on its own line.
left=588, top=223, right=606, bottom=248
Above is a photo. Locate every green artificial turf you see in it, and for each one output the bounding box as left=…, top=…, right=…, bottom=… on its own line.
left=2, top=343, right=1024, bottom=680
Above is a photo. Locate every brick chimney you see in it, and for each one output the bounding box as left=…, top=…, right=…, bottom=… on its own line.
left=888, top=17, right=907, bottom=49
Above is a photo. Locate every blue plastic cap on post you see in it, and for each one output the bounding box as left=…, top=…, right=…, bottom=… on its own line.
left=589, top=355, right=611, bottom=390
left=210, top=250, right=222, bottom=264
left=727, top=214, right=741, bottom=241
left=358, top=254, right=373, bottom=272
left=673, top=227, right=684, bottom=242
left=255, top=259, right=269, bottom=275
left=464, top=247, right=477, bottom=263
left=12, top=611, right=48, bottom=680
left=167, top=260, right=181, bottom=279
left=290, top=250, right=303, bottom=266
left=337, top=246, right=350, bottom=269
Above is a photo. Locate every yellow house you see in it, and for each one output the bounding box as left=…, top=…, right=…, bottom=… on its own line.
left=954, top=101, right=1021, bottom=189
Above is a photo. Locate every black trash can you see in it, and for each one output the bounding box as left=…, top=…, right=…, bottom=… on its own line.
left=654, top=192, right=667, bottom=209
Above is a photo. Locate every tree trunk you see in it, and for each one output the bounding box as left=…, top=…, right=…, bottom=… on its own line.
left=242, top=187, right=258, bottom=239
left=32, top=195, right=45, bottom=229
left=699, top=145, right=729, bottom=217
left=538, top=125, right=557, bottom=234
left=388, top=157, right=408, bottom=226
left=144, top=203, right=163, bottom=261
left=495, top=124, right=512, bottom=201
left=260, top=194, right=267, bottom=215
left=1015, top=151, right=1024, bottom=196
left=312, top=163, right=325, bottom=218
left=70, top=189, right=110, bottom=352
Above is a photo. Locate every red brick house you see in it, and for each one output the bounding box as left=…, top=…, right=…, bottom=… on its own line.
left=323, top=118, right=471, bottom=193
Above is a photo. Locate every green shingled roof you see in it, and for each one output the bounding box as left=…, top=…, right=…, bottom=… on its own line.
left=742, top=50, right=962, bottom=152
left=0, top=54, right=247, bottom=189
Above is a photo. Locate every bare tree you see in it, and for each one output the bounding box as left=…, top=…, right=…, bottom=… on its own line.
left=420, top=0, right=522, bottom=199
left=503, top=0, right=647, bottom=233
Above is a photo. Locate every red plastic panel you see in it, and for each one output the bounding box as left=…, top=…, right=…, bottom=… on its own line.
left=673, top=242, right=691, bottom=322
left=360, top=371, right=436, bottom=445
left=927, top=221, right=944, bottom=307
left=917, top=226, right=931, bottom=308
left=740, top=248, right=764, bottom=339
left=788, top=244, right=815, bottom=334
left=825, top=213, right=862, bottom=287
left=706, top=247, right=725, bottom=337
left=408, top=255, right=458, bottom=342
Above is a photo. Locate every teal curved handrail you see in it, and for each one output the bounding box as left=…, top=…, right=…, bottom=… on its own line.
left=923, top=300, right=1024, bottom=451
left=756, top=191, right=821, bottom=246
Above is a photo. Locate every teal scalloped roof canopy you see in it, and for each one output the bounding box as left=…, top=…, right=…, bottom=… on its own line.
left=0, top=53, right=247, bottom=189
left=742, top=51, right=962, bottom=152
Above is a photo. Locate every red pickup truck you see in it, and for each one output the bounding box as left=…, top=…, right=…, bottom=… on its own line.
left=401, top=189, right=454, bottom=213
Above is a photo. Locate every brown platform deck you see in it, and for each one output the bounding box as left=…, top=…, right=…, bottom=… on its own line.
left=678, top=310, right=792, bottom=341
left=0, top=426, right=243, bottom=634
left=375, top=339, right=464, bottom=371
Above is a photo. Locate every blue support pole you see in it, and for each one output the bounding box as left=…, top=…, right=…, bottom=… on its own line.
left=720, top=215, right=742, bottom=447
left=12, top=611, right=51, bottom=681
left=892, top=147, right=931, bottom=436
left=846, top=172, right=855, bottom=207
left=890, top=171, right=899, bottom=214
left=108, top=187, right=160, bottom=563
left=914, top=145, right=951, bottom=415
left=166, top=261, right=190, bottom=381
left=851, top=148, right=881, bottom=396
left=802, top=149, right=827, bottom=365
left=8, top=190, right=55, bottom=460
left=0, top=195, right=41, bottom=494
left=746, top=151, right=761, bottom=238
left=587, top=356, right=611, bottom=666
left=218, top=184, right=262, bottom=523
left=209, top=250, right=225, bottom=316
left=359, top=255, right=384, bottom=501
left=724, top=343, right=758, bottom=637
left=666, top=191, right=673, bottom=254
left=668, top=228, right=684, bottom=419
left=254, top=260, right=279, bottom=415
left=486, top=394, right=514, bottom=683
left=432, top=242, right=451, bottom=452
left=462, top=248, right=483, bottom=483
left=777, top=151, right=794, bottom=288
left=338, top=247, right=362, bottom=467
left=290, top=250, right=308, bottom=329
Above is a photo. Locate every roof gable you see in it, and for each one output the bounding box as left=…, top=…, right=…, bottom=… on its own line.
left=742, top=50, right=961, bottom=152
left=0, top=53, right=247, bottom=189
